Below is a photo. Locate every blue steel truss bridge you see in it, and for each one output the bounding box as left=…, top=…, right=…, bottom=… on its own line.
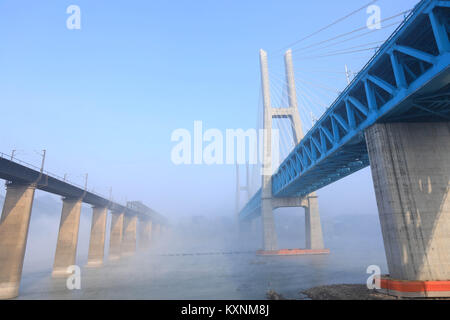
left=239, top=0, right=450, bottom=221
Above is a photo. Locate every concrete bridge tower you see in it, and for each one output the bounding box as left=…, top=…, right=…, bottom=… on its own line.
left=259, top=49, right=325, bottom=252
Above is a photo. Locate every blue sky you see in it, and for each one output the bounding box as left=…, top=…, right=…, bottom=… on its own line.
left=0, top=0, right=419, bottom=219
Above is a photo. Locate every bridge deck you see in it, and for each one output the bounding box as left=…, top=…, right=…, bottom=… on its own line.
left=0, top=154, right=164, bottom=223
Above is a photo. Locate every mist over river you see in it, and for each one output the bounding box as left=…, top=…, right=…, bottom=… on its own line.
left=13, top=195, right=388, bottom=300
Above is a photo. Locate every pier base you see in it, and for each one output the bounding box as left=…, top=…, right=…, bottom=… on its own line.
left=378, top=276, right=450, bottom=298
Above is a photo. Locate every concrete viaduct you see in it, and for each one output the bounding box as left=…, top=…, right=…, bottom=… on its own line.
left=0, top=154, right=167, bottom=299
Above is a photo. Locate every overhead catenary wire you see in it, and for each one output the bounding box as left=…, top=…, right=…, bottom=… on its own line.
left=294, top=40, right=385, bottom=59
left=294, top=19, right=403, bottom=55
left=290, top=10, right=410, bottom=54
left=294, top=46, right=379, bottom=60
left=276, top=0, right=381, bottom=52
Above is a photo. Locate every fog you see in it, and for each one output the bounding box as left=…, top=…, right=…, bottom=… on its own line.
left=0, top=166, right=388, bottom=299
left=1, top=0, right=417, bottom=298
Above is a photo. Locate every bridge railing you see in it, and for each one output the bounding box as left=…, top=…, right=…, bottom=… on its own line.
left=0, top=151, right=116, bottom=204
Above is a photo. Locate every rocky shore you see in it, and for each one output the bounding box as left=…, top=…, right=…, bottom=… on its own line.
left=301, top=284, right=398, bottom=300
left=267, top=284, right=399, bottom=300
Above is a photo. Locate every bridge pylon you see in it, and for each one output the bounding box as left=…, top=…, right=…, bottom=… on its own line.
left=258, top=49, right=326, bottom=254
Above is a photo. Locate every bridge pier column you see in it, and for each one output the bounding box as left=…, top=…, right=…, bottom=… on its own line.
left=138, top=219, right=152, bottom=250
left=109, top=211, right=124, bottom=261
left=0, top=183, right=35, bottom=299
left=305, top=194, right=324, bottom=250
left=250, top=219, right=258, bottom=236
left=121, top=214, right=137, bottom=256
left=152, top=223, right=160, bottom=243
left=262, top=199, right=277, bottom=251
left=52, top=198, right=82, bottom=278
left=86, top=206, right=107, bottom=267
left=238, top=219, right=252, bottom=242
left=365, top=122, right=450, bottom=297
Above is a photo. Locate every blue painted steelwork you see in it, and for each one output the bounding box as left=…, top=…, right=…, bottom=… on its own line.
left=240, top=0, right=450, bottom=221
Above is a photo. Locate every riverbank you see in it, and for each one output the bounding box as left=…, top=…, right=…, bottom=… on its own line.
left=301, top=284, right=398, bottom=300
left=266, top=284, right=399, bottom=300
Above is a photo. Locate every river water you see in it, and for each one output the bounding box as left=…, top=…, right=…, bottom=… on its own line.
left=16, top=230, right=387, bottom=300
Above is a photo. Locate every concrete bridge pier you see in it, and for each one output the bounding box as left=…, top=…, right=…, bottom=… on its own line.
left=365, top=122, right=450, bottom=297
left=304, top=194, right=324, bottom=250
left=86, top=206, right=108, bottom=267
left=108, top=211, right=124, bottom=261
left=121, top=214, right=137, bottom=257
left=52, top=198, right=82, bottom=278
left=138, top=219, right=152, bottom=250
left=152, top=223, right=160, bottom=243
left=250, top=219, right=258, bottom=237
left=238, top=219, right=254, bottom=245
left=0, top=183, right=35, bottom=299
left=261, top=198, right=278, bottom=251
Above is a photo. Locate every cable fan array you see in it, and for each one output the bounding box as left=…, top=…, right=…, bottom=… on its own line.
left=242, top=0, right=415, bottom=204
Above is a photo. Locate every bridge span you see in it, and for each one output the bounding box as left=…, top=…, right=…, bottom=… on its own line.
left=239, top=0, right=450, bottom=298
left=0, top=152, right=167, bottom=299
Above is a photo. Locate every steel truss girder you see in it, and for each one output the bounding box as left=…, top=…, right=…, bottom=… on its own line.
left=240, top=0, right=450, bottom=221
